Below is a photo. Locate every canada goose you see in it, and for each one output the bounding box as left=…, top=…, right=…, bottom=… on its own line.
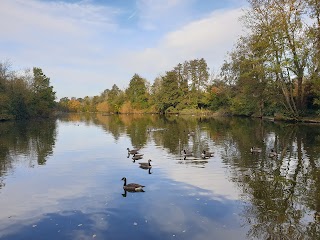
left=250, top=147, right=262, bottom=153
left=127, top=148, right=139, bottom=154
left=139, top=159, right=152, bottom=169
left=121, top=177, right=145, bottom=192
left=268, top=149, right=277, bottom=158
left=201, top=150, right=214, bottom=159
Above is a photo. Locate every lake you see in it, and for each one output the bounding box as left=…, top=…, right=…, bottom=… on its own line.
left=0, top=114, right=319, bottom=240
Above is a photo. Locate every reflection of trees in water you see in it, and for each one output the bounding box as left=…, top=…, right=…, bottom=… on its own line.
left=75, top=113, right=219, bottom=161
left=59, top=113, right=320, bottom=238
left=218, top=120, right=320, bottom=240
left=0, top=119, right=57, bottom=189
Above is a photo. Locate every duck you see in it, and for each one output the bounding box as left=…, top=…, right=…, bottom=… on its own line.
left=139, top=159, right=152, bottom=169
left=268, top=149, right=277, bottom=158
left=201, top=150, right=214, bottom=159
left=121, top=177, right=145, bottom=192
left=250, top=147, right=262, bottom=153
left=127, top=147, right=140, bottom=154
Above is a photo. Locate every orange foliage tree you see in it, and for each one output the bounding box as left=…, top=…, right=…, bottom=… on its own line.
left=96, top=101, right=110, bottom=112
left=68, top=99, right=81, bottom=112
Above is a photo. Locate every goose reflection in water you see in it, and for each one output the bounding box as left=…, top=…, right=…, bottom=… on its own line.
left=182, top=149, right=193, bottom=160
left=122, top=189, right=145, bottom=197
left=201, top=150, right=214, bottom=159
left=138, top=167, right=152, bottom=174
left=132, top=155, right=143, bottom=161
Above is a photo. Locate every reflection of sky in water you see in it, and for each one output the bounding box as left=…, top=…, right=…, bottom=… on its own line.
left=0, top=120, right=249, bottom=240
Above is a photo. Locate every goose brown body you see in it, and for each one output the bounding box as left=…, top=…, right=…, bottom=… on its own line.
left=127, top=148, right=140, bottom=154
left=121, top=177, right=145, bottom=192
left=139, top=159, right=152, bottom=169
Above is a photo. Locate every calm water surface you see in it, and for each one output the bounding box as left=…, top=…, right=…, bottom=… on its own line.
left=0, top=114, right=320, bottom=240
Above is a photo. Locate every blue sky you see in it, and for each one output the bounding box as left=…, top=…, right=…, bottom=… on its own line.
left=0, top=0, right=247, bottom=100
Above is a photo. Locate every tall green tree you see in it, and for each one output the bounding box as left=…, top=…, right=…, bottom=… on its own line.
left=0, top=61, right=11, bottom=117
left=254, top=0, right=309, bottom=116
left=150, top=76, right=163, bottom=112
left=7, top=76, right=30, bottom=119
left=158, top=70, right=182, bottom=113
left=105, top=84, right=125, bottom=113
left=173, top=62, right=189, bottom=108
left=30, top=67, right=56, bottom=117
left=221, top=0, right=310, bottom=118
left=57, top=97, right=70, bottom=112
left=307, top=0, right=320, bottom=107
left=125, top=74, right=149, bottom=109
left=172, top=58, right=210, bottom=109
left=221, top=33, right=279, bottom=116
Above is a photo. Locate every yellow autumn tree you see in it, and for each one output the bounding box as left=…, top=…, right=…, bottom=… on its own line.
left=68, top=99, right=81, bottom=112
left=119, top=101, right=133, bottom=113
left=96, top=101, right=110, bottom=112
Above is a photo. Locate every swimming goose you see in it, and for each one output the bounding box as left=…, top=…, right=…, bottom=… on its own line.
left=127, top=148, right=140, bottom=154
left=268, top=149, right=277, bottom=158
left=250, top=147, right=262, bottom=153
left=201, top=150, right=214, bottom=159
left=139, top=159, right=152, bottom=169
left=121, top=177, right=145, bottom=192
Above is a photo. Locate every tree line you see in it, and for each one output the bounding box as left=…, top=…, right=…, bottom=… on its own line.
left=57, top=58, right=213, bottom=115
left=0, top=61, right=56, bottom=120
left=2, top=0, right=320, bottom=120
left=57, top=0, right=320, bottom=119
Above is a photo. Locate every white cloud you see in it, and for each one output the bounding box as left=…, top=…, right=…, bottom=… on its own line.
left=121, top=7, right=244, bottom=79
left=136, top=0, right=190, bottom=30
left=0, top=0, right=245, bottom=99
left=0, top=0, right=118, bottom=41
